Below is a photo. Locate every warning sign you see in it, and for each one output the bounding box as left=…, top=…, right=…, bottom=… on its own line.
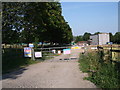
left=35, top=52, right=42, bottom=58
left=63, top=49, right=71, bottom=54
left=24, top=47, right=32, bottom=57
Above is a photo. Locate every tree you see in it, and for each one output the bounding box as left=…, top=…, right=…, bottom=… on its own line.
left=2, top=2, right=73, bottom=45
left=82, top=32, right=91, bottom=41
left=74, top=35, right=83, bottom=43
left=109, top=33, right=114, bottom=42
left=94, top=32, right=101, bottom=35
left=113, top=32, right=120, bottom=44
left=2, top=2, right=25, bottom=44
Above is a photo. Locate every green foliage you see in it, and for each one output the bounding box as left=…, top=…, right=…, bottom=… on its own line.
left=82, top=32, right=91, bottom=41
left=94, top=32, right=101, bottom=35
left=90, top=63, right=119, bottom=88
left=34, top=37, right=39, bottom=49
left=113, top=32, right=120, bottom=44
left=79, top=51, right=120, bottom=88
left=2, top=48, right=59, bottom=73
left=2, top=3, right=19, bottom=43
left=109, top=32, right=120, bottom=44
left=74, top=36, right=83, bottom=43
left=2, top=2, right=73, bottom=45
left=74, top=32, right=91, bottom=43
left=109, top=33, right=114, bottom=42
left=2, top=48, right=39, bottom=73
left=75, top=32, right=120, bottom=44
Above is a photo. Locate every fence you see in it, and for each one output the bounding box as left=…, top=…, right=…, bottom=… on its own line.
left=85, top=44, right=120, bottom=62
left=2, top=46, right=72, bottom=73
left=33, top=46, right=71, bottom=60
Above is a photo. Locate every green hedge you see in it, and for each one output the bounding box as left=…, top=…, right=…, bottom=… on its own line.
left=79, top=51, right=120, bottom=89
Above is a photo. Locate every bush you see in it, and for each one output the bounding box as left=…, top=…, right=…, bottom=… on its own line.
left=79, top=51, right=120, bottom=89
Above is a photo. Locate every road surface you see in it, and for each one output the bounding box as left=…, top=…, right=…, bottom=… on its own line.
left=2, top=49, right=96, bottom=88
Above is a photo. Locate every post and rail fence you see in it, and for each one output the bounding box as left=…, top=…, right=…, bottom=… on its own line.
left=84, top=44, right=120, bottom=62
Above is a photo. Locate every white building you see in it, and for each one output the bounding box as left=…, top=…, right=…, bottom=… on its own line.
left=90, top=33, right=110, bottom=45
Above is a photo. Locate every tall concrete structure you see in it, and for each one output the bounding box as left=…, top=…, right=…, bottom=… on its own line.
left=90, top=33, right=110, bottom=45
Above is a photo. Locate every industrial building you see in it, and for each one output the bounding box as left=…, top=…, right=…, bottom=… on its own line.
left=90, top=33, right=110, bottom=45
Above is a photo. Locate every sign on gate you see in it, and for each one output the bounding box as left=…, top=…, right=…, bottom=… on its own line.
left=63, top=49, right=71, bottom=54
left=58, top=50, right=61, bottom=54
left=52, top=50, right=56, bottom=54
left=24, top=47, right=32, bottom=57
left=35, top=52, right=42, bottom=58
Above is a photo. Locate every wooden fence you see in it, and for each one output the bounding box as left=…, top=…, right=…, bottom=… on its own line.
left=85, top=44, right=120, bottom=62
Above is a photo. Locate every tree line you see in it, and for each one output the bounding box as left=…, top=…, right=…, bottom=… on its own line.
left=2, top=2, right=73, bottom=45
left=75, top=32, right=120, bottom=44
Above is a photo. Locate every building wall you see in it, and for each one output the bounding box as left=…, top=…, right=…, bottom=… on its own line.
left=98, top=33, right=110, bottom=45
left=90, top=35, right=99, bottom=45
left=90, top=33, right=110, bottom=45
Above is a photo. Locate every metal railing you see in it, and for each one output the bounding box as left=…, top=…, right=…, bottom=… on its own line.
left=32, top=46, right=71, bottom=60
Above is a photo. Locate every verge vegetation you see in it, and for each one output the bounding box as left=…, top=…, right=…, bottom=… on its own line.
left=2, top=48, right=57, bottom=74
left=79, top=51, right=120, bottom=89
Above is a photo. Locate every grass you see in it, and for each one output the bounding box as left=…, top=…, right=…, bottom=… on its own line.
left=2, top=48, right=60, bottom=74
left=2, top=48, right=41, bottom=74
left=79, top=51, right=120, bottom=89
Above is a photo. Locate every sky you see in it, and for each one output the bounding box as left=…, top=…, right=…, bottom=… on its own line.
left=61, top=2, right=118, bottom=36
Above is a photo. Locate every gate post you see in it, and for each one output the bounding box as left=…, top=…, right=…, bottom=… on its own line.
left=31, top=48, right=35, bottom=60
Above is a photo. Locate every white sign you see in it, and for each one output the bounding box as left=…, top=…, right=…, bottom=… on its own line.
left=91, top=47, right=97, bottom=49
left=58, top=50, right=61, bottom=54
left=63, top=49, right=71, bottom=54
left=35, top=52, right=42, bottom=58
left=24, top=47, right=32, bottom=57
left=52, top=50, right=56, bottom=54
left=29, top=43, right=34, bottom=48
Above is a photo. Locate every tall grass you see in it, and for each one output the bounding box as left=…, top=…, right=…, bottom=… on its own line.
left=2, top=48, right=39, bottom=74
left=79, top=51, right=120, bottom=89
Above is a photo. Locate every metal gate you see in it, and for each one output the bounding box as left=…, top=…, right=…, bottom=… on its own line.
left=32, top=46, right=80, bottom=61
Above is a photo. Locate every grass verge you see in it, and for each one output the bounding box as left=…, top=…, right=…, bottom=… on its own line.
left=2, top=48, right=41, bottom=74
left=79, top=51, right=120, bottom=89
left=2, top=48, right=60, bottom=74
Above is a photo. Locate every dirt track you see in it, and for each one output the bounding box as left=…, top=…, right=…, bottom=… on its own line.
left=2, top=49, right=96, bottom=88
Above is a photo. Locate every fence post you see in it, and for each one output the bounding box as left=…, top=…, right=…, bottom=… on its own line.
left=110, top=44, right=112, bottom=61
left=31, top=48, right=35, bottom=60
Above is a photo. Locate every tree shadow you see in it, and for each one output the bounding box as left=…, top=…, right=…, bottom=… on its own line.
left=2, top=68, right=28, bottom=80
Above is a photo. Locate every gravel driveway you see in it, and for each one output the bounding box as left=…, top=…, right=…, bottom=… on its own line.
left=2, top=49, right=96, bottom=88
